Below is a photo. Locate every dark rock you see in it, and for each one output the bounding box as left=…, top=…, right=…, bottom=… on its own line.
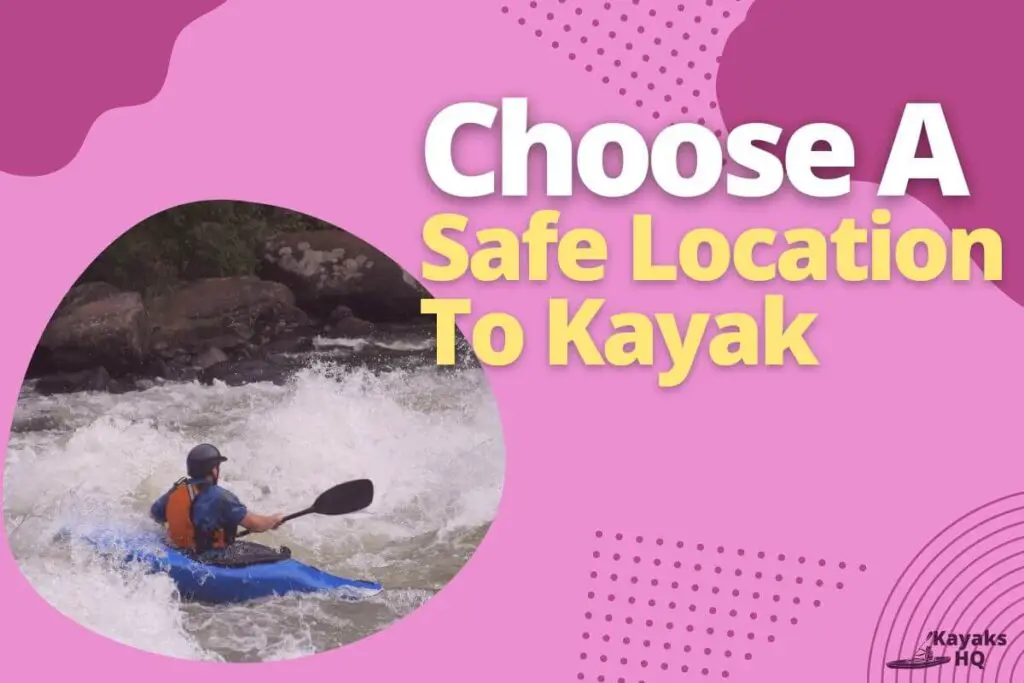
left=250, top=292, right=316, bottom=341
left=34, top=367, right=112, bottom=395
left=176, top=367, right=201, bottom=383
left=37, top=291, right=148, bottom=374
left=151, top=345, right=184, bottom=361
left=10, top=414, right=63, bottom=433
left=199, top=359, right=291, bottom=387
left=324, top=316, right=376, bottom=338
left=323, top=303, right=376, bottom=337
left=144, top=357, right=200, bottom=382
left=327, top=305, right=356, bottom=323
left=106, top=376, right=140, bottom=394
left=195, top=346, right=229, bottom=369
left=260, top=335, right=314, bottom=355
left=165, top=364, right=201, bottom=383
left=259, top=230, right=430, bottom=321
left=54, top=282, right=121, bottom=317
left=149, top=276, right=309, bottom=353
left=25, top=346, right=53, bottom=379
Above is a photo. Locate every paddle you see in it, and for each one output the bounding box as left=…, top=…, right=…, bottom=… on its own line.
left=236, top=479, right=374, bottom=538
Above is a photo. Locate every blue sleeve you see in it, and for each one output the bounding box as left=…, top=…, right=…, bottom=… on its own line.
left=218, top=489, right=248, bottom=527
left=150, top=492, right=169, bottom=523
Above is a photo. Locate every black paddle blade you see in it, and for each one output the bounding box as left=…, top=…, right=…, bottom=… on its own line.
left=311, top=479, right=374, bottom=516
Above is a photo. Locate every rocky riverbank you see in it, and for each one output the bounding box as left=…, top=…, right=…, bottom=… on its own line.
left=27, top=230, right=469, bottom=395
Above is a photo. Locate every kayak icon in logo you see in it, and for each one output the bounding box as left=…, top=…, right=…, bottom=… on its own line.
left=885, top=645, right=951, bottom=670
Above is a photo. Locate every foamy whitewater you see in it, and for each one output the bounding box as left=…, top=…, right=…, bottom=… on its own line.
left=3, top=346, right=504, bottom=662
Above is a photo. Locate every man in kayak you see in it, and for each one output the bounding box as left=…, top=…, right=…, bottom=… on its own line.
left=150, top=444, right=285, bottom=557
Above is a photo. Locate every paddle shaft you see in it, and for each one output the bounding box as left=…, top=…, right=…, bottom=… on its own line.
left=278, top=507, right=315, bottom=525
left=236, top=507, right=312, bottom=538
left=230, top=479, right=373, bottom=539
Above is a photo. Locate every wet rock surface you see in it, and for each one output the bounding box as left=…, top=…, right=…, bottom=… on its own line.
left=27, top=244, right=463, bottom=394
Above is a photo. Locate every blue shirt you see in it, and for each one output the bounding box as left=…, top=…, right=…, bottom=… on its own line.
left=150, top=479, right=248, bottom=536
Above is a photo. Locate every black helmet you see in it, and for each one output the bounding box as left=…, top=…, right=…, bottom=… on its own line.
left=186, top=444, right=228, bottom=478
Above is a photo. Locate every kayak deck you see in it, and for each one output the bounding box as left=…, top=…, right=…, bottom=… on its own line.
left=72, top=528, right=383, bottom=604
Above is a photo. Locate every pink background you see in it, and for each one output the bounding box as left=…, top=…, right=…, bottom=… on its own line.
left=1, top=1, right=1021, bottom=682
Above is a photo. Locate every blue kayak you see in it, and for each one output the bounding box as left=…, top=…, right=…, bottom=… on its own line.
left=69, top=529, right=383, bottom=605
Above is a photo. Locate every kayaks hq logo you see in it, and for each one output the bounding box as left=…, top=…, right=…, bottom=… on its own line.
left=866, top=494, right=1024, bottom=683
left=885, top=631, right=1008, bottom=671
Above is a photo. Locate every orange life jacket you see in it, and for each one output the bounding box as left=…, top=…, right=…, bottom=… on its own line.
left=164, top=478, right=229, bottom=552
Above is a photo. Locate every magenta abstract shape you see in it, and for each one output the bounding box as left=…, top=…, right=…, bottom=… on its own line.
left=717, top=0, right=1023, bottom=306
left=0, top=0, right=226, bottom=177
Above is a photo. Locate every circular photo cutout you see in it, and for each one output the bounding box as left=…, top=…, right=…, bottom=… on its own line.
left=4, top=200, right=504, bottom=662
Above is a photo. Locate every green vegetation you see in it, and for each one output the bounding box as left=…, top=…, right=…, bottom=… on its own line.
left=79, top=200, right=336, bottom=295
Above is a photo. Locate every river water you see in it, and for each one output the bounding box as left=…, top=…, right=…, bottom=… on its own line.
left=3, top=338, right=504, bottom=662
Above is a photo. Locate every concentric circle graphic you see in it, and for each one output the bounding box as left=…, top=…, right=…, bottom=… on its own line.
left=867, top=493, right=1024, bottom=682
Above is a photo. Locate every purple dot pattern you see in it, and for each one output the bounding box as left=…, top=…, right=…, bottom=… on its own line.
left=502, top=0, right=751, bottom=126
left=584, top=531, right=866, bottom=680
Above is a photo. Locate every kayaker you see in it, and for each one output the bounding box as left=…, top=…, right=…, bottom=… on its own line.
left=150, top=444, right=285, bottom=557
